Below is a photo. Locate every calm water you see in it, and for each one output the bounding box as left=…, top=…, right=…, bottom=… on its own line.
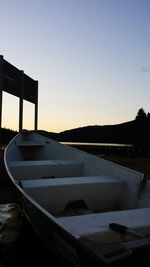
left=61, top=142, right=133, bottom=147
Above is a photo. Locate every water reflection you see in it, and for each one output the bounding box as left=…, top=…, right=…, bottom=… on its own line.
left=61, top=142, right=133, bottom=147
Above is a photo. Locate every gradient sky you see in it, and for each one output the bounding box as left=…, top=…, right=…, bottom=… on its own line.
left=1, top=0, right=150, bottom=132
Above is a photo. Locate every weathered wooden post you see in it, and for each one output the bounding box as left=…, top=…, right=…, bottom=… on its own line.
left=0, top=56, right=3, bottom=145
left=34, top=80, right=38, bottom=131
left=19, top=70, right=24, bottom=132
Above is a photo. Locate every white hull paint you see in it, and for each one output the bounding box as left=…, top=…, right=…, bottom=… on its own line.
left=4, top=130, right=150, bottom=266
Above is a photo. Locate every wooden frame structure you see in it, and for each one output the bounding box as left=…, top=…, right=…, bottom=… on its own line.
left=0, top=55, right=38, bottom=132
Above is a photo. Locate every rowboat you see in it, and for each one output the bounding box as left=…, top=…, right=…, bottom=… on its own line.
left=4, top=130, right=150, bottom=266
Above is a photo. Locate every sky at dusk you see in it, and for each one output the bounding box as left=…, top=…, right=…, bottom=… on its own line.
left=0, top=0, right=150, bottom=132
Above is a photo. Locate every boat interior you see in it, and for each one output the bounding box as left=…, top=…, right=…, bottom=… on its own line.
left=6, top=131, right=150, bottom=244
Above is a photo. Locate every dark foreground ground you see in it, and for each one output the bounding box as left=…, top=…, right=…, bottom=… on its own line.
left=0, top=217, right=56, bottom=267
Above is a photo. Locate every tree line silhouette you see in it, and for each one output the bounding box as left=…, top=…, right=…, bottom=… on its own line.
left=135, top=108, right=150, bottom=121
left=1, top=108, right=150, bottom=147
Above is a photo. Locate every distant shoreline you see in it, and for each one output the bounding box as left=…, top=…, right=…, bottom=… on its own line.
left=1, top=115, right=150, bottom=146
left=61, top=142, right=133, bottom=147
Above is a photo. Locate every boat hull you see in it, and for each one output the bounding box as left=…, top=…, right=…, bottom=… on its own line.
left=21, top=193, right=101, bottom=267
left=4, top=131, right=150, bottom=266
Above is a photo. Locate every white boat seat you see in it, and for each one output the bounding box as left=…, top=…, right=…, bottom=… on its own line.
left=21, top=176, right=127, bottom=215
left=10, top=160, right=84, bottom=180
left=58, top=207, right=150, bottom=241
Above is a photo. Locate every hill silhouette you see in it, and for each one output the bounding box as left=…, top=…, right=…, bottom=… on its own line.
left=1, top=109, right=150, bottom=146
left=38, top=118, right=150, bottom=146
